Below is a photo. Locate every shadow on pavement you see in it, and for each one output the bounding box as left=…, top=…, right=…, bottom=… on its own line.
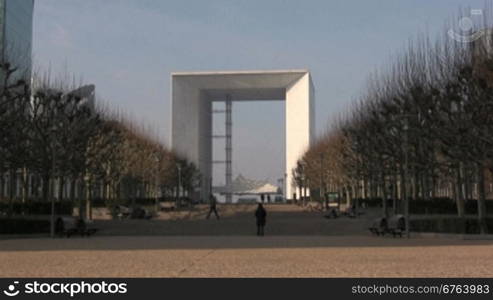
left=1, top=235, right=493, bottom=252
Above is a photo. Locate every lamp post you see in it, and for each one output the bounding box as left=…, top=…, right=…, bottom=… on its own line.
left=300, top=163, right=306, bottom=205
left=277, top=177, right=283, bottom=197
left=50, top=126, right=57, bottom=238
left=154, top=155, right=160, bottom=214
left=319, top=152, right=327, bottom=210
left=284, top=173, right=287, bottom=202
left=397, top=113, right=415, bottom=239
left=50, top=149, right=56, bottom=238
left=176, top=163, right=182, bottom=208
left=403, top=117, right=410, bottom=239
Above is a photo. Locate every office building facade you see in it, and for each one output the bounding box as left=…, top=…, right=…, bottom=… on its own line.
left=0, top=0, right=34, bottom=83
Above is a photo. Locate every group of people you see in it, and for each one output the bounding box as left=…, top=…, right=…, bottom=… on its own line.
left=206, top=194, right=267, bottom=236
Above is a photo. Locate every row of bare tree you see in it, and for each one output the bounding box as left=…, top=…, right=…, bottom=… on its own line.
left=295, top=12, right=493, bottom=232
left=0, top=62, right=200, bottom=218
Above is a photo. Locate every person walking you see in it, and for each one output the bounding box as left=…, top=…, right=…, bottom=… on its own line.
left=255, top=203, right=267, bottom=236
left=206, top=194, right=220, bottom=220
left=260, top=194, right=265, bottom=203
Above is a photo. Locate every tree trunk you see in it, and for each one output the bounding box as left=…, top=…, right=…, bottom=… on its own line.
left=399, top=167, right=405, bottom=214
left=465, top=166, right=473, bottom=200
left=70, top=178, right=76, bottom=202
left=455, top=167, right=465, bottom=217
left=392, top=169, right=398, bottom=214
left=381, top=173, right=388, bottom=219
left=303, top=185, right=307, bottom=206
left=58, top=176, right=64, bottom=202
left=42, top=173, right=50, bottom=203
left=413, top=170, right=419, bottom=200
left=85, top=178, right=92, bottom=220
left=8, top=169, right=16, bottom=216
left=22, top=167, right=28, bottom=204
left=175, top=185, right=179, bottom=208
left=0, top=174, right=4, bottom=200
left=477, top=163, right=488, bottom=234
left=430, top=169, right=436, bottom=199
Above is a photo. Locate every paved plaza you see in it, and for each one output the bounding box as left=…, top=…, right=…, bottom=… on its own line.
left=1, top=205, right=493, bottom=277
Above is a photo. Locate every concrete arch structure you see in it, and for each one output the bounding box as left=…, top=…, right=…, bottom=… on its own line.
left=171, top=70, right=314, bottom=202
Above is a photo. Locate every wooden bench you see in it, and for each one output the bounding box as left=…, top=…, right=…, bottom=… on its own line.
left=56, top=217, right=99, bottom=238
left=368, top=217, right=387, bottom=236
left=386, top=215, right=405, bottom=238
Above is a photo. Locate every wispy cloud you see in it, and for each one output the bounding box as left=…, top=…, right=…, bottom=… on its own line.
left=49, top=23, right=73, bottom=49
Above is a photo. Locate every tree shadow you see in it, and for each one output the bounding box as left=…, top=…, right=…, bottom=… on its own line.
left=1, top=234, right=493, bottom=252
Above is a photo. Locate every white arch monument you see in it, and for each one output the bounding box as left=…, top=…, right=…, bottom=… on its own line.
left=171, top=70, right=314, bottom=202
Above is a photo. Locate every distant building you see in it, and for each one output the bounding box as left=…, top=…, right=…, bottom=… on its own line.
left=0, top=0, right=35, bottom=84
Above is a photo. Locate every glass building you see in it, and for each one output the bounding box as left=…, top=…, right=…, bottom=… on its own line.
left=0, top=0, right=34, bottom=83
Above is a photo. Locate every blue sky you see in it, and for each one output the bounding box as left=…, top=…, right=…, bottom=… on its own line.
left=33, top=0, right=488, bottom=184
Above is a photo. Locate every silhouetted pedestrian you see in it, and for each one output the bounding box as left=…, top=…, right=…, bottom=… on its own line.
left=260, top=194, right=265, bottom=203
left=255, top=203, right=267, bottom=236
left=348, top=203, right=356, bottom=218
left=206, top=194, right=219, bottom=220
left=267, top=194, right=271, bottom=203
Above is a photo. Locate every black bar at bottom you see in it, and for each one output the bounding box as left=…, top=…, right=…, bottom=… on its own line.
left=1, top=278, right=493, bottom=299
